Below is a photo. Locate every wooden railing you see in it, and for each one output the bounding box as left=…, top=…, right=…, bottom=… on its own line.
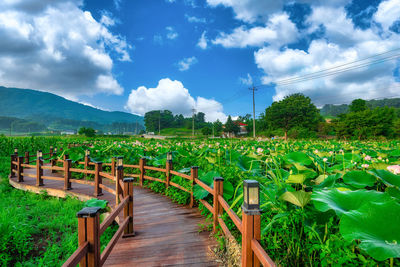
left=9, top=148, right=275, bottom=267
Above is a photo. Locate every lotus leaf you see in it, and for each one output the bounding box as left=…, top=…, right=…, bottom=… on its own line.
left=84, top=198, right=108, bottom=209
left=343, top=171, right=376, bottom=188
left=283, top=152, right=313, bottom=166
left=340, top=200, right=400, bottom=261
left=280, top=190, right=311, bottom=208
left=312, top=189, right=391, bottom=216
left=369, top=169, right=400, bottom=187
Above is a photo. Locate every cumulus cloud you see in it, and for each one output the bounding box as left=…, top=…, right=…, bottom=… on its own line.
left=212, top=12, right=298, bottom=48
left=185, top=14, right=206, bottom=23
left=197, top=31, right=208, bottom=49
left=125, top=78, right=227, bottom=122
left=177, top=56, right=198, bottom=71
left=254, top=4, right=400, bottom=106
left=166, top=26, right=178, bottom=40
left=206, top=0, right=351, bottom=23
left=0, top=0, right=129, bottom=99
left=239, top=73, right=253, bottom=85
left=374, top=0, right=400, bottom=31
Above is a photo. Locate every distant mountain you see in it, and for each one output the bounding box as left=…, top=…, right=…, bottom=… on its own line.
left=320, top=98, right=400, bottom=117
left=0, top=86, right=144, bottom=132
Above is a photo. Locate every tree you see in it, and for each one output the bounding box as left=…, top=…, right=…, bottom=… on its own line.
left=201, top=126, right=212, bottom=136
left=349, top=99, right=367, bottom=113
left=213, top=120, right=223, bottom=136
left=264, top=93, right=321, bottom=139
left=78, top=127, right=95, bottom=137
left=224, top=115, right=240, bottom=135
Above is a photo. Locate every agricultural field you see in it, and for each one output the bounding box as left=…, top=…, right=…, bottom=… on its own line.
left=0, top=136, right=400, bottom=266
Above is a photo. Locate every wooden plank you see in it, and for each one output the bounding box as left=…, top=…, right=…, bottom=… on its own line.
left=218, top=195, right=242, bottom=233
left=124, top=164, right=139, bottom=169
left=100, top=216, right=130, bottom=266
left=99, top=184, right=116, bottom=195
left=100, top=171, right=115, bottom=181
left=70, top=179, right=95, bottom=186
left=42, top=176, right=64, bottom=182
left=199, top=199, right=213, bottom=214
left=218, top=216, right=234, bottom=239
left=62, top=241, right=89, bottom=267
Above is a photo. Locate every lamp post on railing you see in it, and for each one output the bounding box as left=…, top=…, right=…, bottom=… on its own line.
left=14, top=148, right=18, bottom=155
left=84, top=149, right=90, bottom=179
left=242, top=180, right=261, bottom=267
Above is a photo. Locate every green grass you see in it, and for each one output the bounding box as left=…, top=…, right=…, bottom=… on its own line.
left=0, top=156, right=117, bottom=266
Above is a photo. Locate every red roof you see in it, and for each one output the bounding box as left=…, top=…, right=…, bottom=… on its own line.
left=238, top=122, right=247, bottom=126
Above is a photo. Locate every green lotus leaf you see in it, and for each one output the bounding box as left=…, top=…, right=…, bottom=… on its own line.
left=340, top=200, right=400, bottom=261
left=314, top=173, right=341, bottom=189
left=286, top=174, right=306, bottom=184
left=386, top=187, right=400, bottom=202
left=343, top=171, right=376, bottom=188
left=193, top=171, right=218, bottom=200
left=236, top=155, right=261, bottom=173
left=84, top=198, right=108, bottom=209
left=390, top=149, right=400, bottom=157
left=283, top=152, right=313, bottom=166
left=280, top=190, right=311, bottom=208
left=312, top=189, right=391, bottom=216
left=369, top=169, right=400, bottom=187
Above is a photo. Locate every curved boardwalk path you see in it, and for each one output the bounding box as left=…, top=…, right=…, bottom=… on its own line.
left=9, top=164, right=219, bottom=267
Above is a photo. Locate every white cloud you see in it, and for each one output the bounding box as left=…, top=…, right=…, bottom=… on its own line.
left=206, top=0, right=351, bottom=23
left=0, top=0, right=130, bottom=99
left=125, top=78, right=227, bottom=122
left=254, top=5, right=400, bottom=106
left=153, top=34, right=163, bottom=45
left=185, top=14, right=206, bottom=23
left=166, top=26, right=178, bottom=40
left=212, top=13, right=298, bottom=48
left=197, top=31, right=208, bottom=49
left=177, top=56, right=198, bottom=71
left=374, top=0, right=400, bottom=31
left=239, top=73, right=253, bottom=85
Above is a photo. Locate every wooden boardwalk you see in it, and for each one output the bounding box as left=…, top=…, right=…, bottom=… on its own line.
left=10, top=165, right=219, bottom=266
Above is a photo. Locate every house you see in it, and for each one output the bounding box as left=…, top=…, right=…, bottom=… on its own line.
left=236, top=122, right=248, bottom=135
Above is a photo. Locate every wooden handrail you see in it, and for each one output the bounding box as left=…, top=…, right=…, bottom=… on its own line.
left=194, top=178, right=213, bottom=194
left=100, top=196, right=129, bottom=235
left=218, top=195, right=242, bottom=233
left=100, top=171, right=115, bottom=181
left=144, top=166, right=166, bottom=173
left=199, top=199, right=213, bottom=213
left=170, top=170, right=191, bottom=180
left=251, top=239, right=276, bottom=267
left=62, top=241, right=89, bottom=267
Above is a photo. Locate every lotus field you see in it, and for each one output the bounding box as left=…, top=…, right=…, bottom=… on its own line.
left=2, top=137, right=400, bottom=266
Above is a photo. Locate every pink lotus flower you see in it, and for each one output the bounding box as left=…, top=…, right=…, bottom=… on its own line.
left=364, top=155, right=371, bottom=161
left=257, top=148, right=264, bottom=154
left=387, top=165, right=400, bottom=175
left=362, top=164, right=369, bottom=168
left=323, top=158, right=328, bottom=162
left=314, top=149, right=319, bottom=153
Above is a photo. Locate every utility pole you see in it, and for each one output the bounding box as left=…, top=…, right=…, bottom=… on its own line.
left=158, top=110, right=161, bottom=136
left=212, top=122, right=214, bottom=138
left=192, top=108, right=196, bottom=138
left=249, top=85, right=257, bottom=138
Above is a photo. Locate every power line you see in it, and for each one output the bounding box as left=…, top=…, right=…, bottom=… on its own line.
left=249, top=85, right=257, bottom=138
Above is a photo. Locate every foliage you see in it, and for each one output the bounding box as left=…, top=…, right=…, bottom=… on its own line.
left=263, top=93, right=322, bottom=139
left=224, top=115, right=240, bottom=134
left=78, top=127, right=96, bottom=137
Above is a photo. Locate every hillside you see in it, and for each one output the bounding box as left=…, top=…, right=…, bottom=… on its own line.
left=0, top=86, right=144, bottom=132
left=320, top=97, right=400, bottom=117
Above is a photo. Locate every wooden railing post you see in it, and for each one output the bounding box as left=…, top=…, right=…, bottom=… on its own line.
left=64, top=154, right=69, bottom=160
left=17, top=156, right=23, bottom=182
left=166, top=159, right=172, bottom=189
left=123, top=177, right=135, bottom=237
left=77, top=207, right=101, bottom=266
left=190, top=166, right=198, bottom=208
left=25, top=151, right=29, bottom=164
left=49, top=147, right=53, bottom=158
left=94, top=162, right=103, bottom=196
left=139, top=158, right=146, bottom=186
left=64, top=159, right=72, bottom=190
left=116, top=162, right=123, bottom=206
left=111, top=157, right=116, bottom=177
left=10, top=154, right=16, bottom=178
left=242, top=206, right=261, bottom=266
left=51, top=156, right=56, bottom=174
left=84, top=154, right=90, bottom=179
left=36, top=155, right=43, bottom=186
left=213, top=177, right=224, bottom=233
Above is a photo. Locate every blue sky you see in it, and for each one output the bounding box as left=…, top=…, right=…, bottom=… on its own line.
left=0, top=0, right=399, bottom=122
